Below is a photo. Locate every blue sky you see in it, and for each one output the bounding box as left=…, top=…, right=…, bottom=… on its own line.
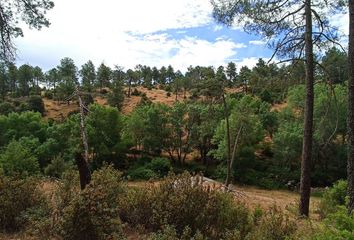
left=14, top=0, right=348, bottom=73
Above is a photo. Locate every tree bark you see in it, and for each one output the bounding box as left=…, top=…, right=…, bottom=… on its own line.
left=75, top=152, right=91, bottom=190
left=223, top=94, right=232, bottom=187
left=76, top=85, right=91, bottom=190
left=347, top=0, right=354, bottom=214
left=299, top=0, right=314, bottom=217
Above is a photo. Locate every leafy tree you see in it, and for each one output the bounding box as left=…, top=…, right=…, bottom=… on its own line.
left=0, top=0, right=54, bottom=61
left=85, top=104, right=124, bottom=168
left=57, top=58, right=77, bottom=101
left=7, top=62, right=17, bottom=93
left=32, top=66, right=44, bottom=93
left=0, top=139, right=40, bottom=176
left=17, top=64, right=33, bottom=96
left=0, top=62, right=8, bottom=100
left=27, top=95, right=45, bottom=115
left=80, top=60, right=96, bottom=92
left=212, top=0, right=340, bottom=216
left=321, top=47, right=348, bottom=84
left=97, top=63, right=111, bottom=88
left=107, top=78, right=124, bottom=110
left=226, top=62, right=237, bottom=86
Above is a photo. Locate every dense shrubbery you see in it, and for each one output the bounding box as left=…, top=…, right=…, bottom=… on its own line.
left=58, top=166, right=126, bottom=240
left=0, top=173, right=48, bottom=232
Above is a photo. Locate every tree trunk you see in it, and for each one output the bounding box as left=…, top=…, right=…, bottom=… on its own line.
left=223, top=94, right=232, bottom=187
left=347, top=0, right=354, bottom=214
left=299, top=0, right=314, bottom=217
left=76, top=85, right=91, bottom=190
left=75, top=152, right=91, bottom=190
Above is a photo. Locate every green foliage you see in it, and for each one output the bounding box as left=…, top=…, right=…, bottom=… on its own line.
left=58, top=165, right=126, bottom=240
left=0, top=101, right=15, bottom=115
left=0, top=174, right=48, bottom=232
left=27, top=95, right=45, bottom=115
left=44, top=155, right=73, bottom=178
left=85, top=104, right=125, bottom=168
left=127, top=166, right=158, bottom=180
left=310, top=207, right=354, bottom=240
left=108, top=79, right=125, bottom=110
left=0, top=139, right=40, bottom=176
left=318, top=180, right=348, bottom=218
left=148, top=157, right=172, bottom=177
left=246, top=206, right=296, bottom=240
left=122, top=172, right=252, bottom=239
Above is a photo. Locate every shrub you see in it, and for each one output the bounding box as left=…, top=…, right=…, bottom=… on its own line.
left=0, top=101, right=15, bottom=115
left=148, top=157, right=171, bottom=177
left=122, top=172, right=252, bottom=239
left=131, top=88, right=141, bottom=96
left=318, top=180, right=348, bottom=218
left=127, top=166, right=158, bottom=180
left=310, top=207, right=354, bottom=240
left=246, top=206, right=297, bottom=240
left=44, top=155, right=73, bottom=178
left=0, top=140, right=40, bottom=176
left=27, top=95, right=45, bottom=115
left=0, top=174, right=48, bottom=232
left=58, top=165, right=126, bottom=240
left=166, top=92, right=171, bottom=97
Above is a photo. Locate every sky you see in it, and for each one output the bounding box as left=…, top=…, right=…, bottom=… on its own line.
left=14, top=0, right=349, bottom=73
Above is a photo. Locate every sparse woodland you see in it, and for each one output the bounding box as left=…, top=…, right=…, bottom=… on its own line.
left=1, top=0, right=354, bottom=239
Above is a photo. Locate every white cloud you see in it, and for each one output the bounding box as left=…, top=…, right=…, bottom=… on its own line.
left=15, top=0, right=249, bottom=72
left=249, top=40, right=267, bottom=46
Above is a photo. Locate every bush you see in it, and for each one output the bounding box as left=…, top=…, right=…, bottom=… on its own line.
left=0, top=101, right=15, bottom=115
left=166, top=92, right=171, bottom=97
left=27, top=95, right=45, bottom=115
left=0, top=174, right=48, bottom=232
left=131, top=88, right=141, bottom=96
left=58, top=165, right=126, bottom=240
left=148, top=157, right=171, bottom=177
left=0, top=140, right=40, bottom=177
left=127, top=166, right=158, bottom=180
left=310, top=207, right=354, bottom=240
left=44, top=156, right=73, bottom=178
left=246, top=206, right=296, bottom=240
left=318, top=180, right=348, bottom=218
left=121, top=172, right=252, bottom=239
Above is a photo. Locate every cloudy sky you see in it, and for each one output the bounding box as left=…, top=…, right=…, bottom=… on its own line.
left=15, top=0, right=349, bottom=72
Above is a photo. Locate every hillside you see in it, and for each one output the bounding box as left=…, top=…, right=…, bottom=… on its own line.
left=43, top=86, right=246, bottom=121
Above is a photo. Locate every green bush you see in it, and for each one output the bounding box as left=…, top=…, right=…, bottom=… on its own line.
left=127, top=166, right=157, bottom=180
left=44, top=155, right=73, bottom=178
left=0, top=174, right=48, bottom=232
left=148, top=157, right=171, bottom=177
left=310, top=207, right=354, bottom=240
left=0, top=101, right=15, bottom=115
left=318, top=180, right=348, bottom=218
left=121, top=172, right=252, bottom=239
left=58, top=165, right=126, bottom=240
left=246, top=206, right=296, bottom=240
left=0, top=140, right=40, bottom=176
left=27, top=95, right=45, bottom=115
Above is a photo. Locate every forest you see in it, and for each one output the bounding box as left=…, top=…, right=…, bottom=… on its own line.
left=1, top=0, right=354, bottom=239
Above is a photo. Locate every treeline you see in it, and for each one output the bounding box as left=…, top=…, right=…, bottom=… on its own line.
left=0, top=47, right=347, bottom=105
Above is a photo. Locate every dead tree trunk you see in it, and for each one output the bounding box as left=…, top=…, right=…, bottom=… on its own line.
left=226, top=126, right=243, bottom=188
left=76, top=85, right=91, bottom=190
left=299, top=0, right=314, bottom=217
left=347, top=0, right=354, bottom=214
